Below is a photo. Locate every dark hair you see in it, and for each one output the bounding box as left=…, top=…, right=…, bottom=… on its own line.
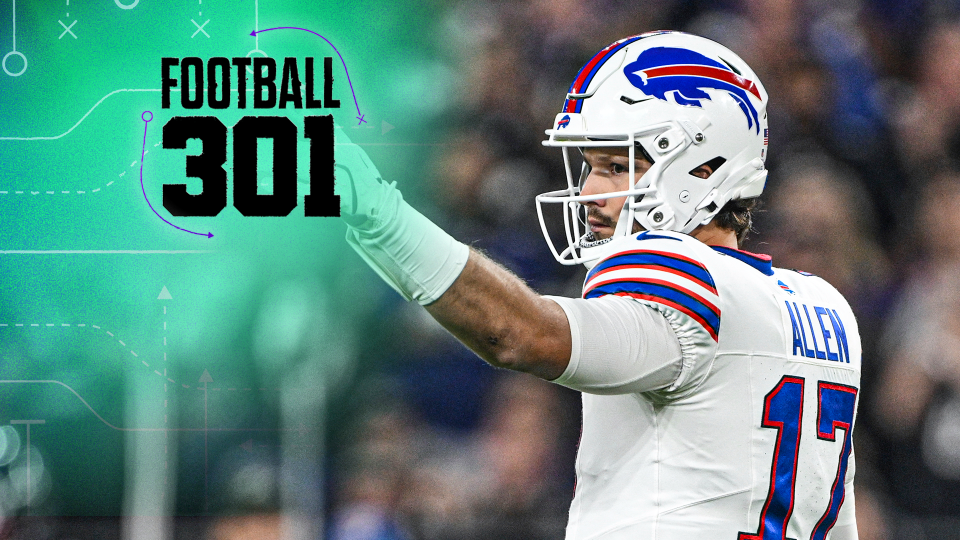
left=712, top=198, right=760, bottom=247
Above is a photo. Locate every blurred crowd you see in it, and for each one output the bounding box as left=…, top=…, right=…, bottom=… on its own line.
left=325, top=1, right=960, bottom=540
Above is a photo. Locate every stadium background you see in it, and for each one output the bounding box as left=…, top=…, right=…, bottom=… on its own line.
left=2, top=0, right=960, bottom=538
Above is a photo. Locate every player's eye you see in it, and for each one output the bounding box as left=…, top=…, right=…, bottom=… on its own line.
left=611, top=163, right=628, bottom=174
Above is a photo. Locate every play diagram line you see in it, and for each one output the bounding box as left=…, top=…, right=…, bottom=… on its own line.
left=0, top=87, right=260, bottom=142
left=0, top=321, right=174, bottom=383
left=251, top=26, right=366, bottom=125
left=3, top=0, right=27, bottom=77
left=138, top=111, right=213, bottom=238
left=0, top=86, right=277, bottom=141
left=0, top=250, right=213, bottom=254
left=0, top=321, right=279, bottom=394
left=0, top=381, right=303, bottom=432
left=0, top=158, right=139, bottom=196
left=0, top=89, right=162, bottom=141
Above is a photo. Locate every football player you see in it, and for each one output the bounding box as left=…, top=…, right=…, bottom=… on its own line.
left=337, top=31, right=861, bottom=539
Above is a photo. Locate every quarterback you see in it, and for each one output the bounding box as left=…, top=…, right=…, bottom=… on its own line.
left=336, top=32, right=861, bottom=539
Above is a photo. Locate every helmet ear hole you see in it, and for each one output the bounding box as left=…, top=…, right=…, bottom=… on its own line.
left=689, top=156, right=727, bottom=178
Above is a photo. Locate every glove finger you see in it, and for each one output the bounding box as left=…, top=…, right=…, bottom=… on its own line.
left=333, top=126, right=389, bottom=226
left=334, top=124, right=383, bottom=179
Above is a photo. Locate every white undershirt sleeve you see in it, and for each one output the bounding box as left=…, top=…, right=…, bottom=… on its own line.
left=545, top=295, right=684, bottom=395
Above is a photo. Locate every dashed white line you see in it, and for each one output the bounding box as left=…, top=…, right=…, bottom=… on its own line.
left=1, top=322, right=182, bottom=387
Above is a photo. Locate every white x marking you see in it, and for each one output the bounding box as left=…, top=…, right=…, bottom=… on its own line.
left=59, top=19, right=77, bottom=40
left=191, top=19, right=210, bottom=38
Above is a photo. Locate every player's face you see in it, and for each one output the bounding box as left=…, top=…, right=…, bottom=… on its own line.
left=580, top=147, right=653, bottom=240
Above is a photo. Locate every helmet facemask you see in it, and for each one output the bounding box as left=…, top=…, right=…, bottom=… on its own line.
left=536, top=124, right=689, bottom=266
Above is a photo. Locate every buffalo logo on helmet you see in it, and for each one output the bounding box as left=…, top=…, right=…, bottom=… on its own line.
left=623, top=47, right=762, bottom=133
left=557, top=114, right=571, bottom=129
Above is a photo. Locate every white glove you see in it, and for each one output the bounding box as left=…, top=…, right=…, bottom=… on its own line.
left=335, top=125, right=469, bottom=305
left=334, top=124, right=398, bottom=230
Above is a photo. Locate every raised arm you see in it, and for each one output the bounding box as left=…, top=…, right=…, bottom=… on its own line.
left=424, top=251, right=570, bottom=380
left=336, top=126, right=570, bottom=380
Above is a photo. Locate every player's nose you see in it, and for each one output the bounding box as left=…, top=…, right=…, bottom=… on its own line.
left=579, top=171, right=609, bottom=206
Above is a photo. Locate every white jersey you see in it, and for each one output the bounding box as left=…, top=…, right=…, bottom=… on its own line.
left=549, top=230, right=861, bottom=540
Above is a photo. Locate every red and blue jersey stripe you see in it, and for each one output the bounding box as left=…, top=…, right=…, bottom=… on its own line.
left=583, top=249, right=721, bottom=341
left=586, top=250, right=718, bottom=294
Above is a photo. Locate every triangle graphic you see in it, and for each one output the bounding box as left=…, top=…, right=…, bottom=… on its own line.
left=157, top=286, right=173, bottom=300
left=381, top=120, right=394, bottom=135
left=199, top=369, right=214, bottom=383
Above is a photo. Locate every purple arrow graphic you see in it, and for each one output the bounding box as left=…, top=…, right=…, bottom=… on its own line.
left=139, top=111, right=214, bottom=239
left=250, top=26, right=367, bottom=125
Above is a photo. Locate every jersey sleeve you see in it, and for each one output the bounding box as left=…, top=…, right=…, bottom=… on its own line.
left=546, top=294, right=683, bottom=395
left=580, top=232, right=721, bottom=393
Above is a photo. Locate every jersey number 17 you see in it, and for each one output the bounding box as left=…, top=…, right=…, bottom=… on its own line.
left=738, top=376, right=858, bottom=540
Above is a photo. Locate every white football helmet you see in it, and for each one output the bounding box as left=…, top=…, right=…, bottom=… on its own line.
left=538, top=31, right=769, bottom=266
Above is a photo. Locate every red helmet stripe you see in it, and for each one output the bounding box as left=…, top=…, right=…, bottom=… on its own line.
left=640, top=64, right=762, bottom=100
left=564, top=35, right=645, bottom=113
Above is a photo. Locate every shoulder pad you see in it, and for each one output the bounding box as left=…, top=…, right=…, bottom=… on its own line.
left=582, top=231, right=721, bottom=341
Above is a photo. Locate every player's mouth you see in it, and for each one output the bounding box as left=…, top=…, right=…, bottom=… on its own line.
left=588, top=219, right=611, bottom=232
left=587, top=211, right=616, bottom=238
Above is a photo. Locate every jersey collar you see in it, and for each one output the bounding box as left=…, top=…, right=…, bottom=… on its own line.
left=710, top=246, right=774, bottom=276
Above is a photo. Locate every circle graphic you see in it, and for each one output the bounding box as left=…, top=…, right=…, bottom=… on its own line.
left=2, top=51, right=27, bottom=77
left=245, top=49, right=269, bottom=76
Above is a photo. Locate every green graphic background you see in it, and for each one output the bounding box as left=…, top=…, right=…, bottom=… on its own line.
left=0, top=0, right=435, bottom=517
